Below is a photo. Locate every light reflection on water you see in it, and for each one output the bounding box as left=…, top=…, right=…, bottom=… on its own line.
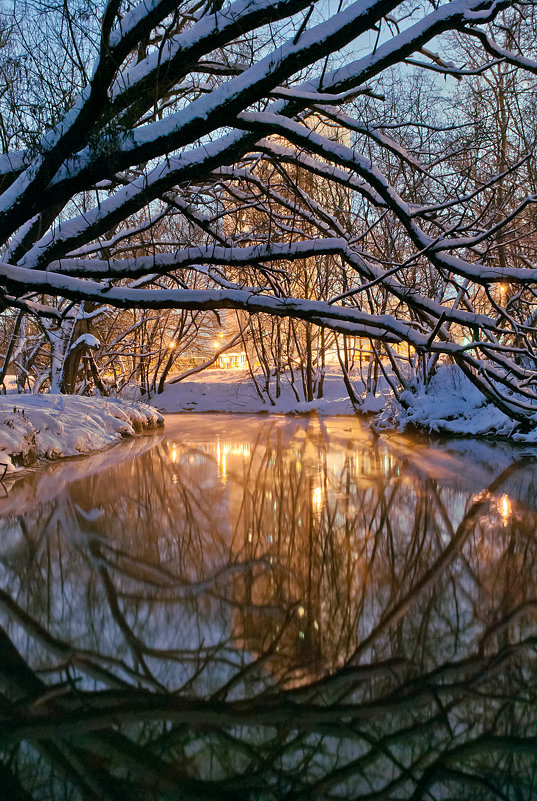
left=0, top=414, right=536, bottom=799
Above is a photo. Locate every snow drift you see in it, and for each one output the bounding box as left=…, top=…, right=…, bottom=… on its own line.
left=0, top=395, right=163, bottom=473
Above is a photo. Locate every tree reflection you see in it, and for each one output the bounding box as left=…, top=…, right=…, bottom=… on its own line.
left=0, top=416, right=535, bottom=799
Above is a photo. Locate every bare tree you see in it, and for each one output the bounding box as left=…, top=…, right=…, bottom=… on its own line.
left=1, top=0, right=537, bottom=420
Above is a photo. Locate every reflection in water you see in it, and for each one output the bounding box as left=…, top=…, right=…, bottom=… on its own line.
left=0, top=414, right=536, bottom=799
left=499, top=492, right=512, bottom=525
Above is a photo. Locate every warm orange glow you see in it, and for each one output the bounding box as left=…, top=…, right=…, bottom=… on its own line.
left=499, top=493, right=511, bottom=524
left=216, top=351, right=248, bottom=369
left=312, top=486, right=322, bottom=510
left=167, top=340, right=176, bottom=349
left=215, top=440, right=251, bottom=481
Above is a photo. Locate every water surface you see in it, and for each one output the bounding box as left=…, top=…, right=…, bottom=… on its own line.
left=0, top=414, right=536, bottom=800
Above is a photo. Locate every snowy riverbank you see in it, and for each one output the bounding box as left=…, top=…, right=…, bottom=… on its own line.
left=0, top=395, right=163, bottom=473
left=374, top=365, right=537, bottom=443
left=151, top=365, right=537, bottom=443
left=2, top=362, right=536, bottom=475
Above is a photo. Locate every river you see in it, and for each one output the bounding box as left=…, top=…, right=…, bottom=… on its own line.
left=0, top=413, right=536, bottom=800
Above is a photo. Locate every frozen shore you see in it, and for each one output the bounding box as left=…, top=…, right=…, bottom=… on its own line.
left=0, top=394, right=163, bottom=474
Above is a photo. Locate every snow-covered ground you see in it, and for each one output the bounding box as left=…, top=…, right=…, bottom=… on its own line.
left=374, top=365, right=537, bottom=443
left=0, top=394, right=163, bottom=474
left=151, top=367, right=387, bottom=415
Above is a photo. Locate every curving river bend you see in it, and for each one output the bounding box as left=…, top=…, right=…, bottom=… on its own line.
left=0, top=413, right=536, bottom=800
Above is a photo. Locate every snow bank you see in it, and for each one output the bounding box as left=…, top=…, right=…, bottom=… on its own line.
left=0, top=395, right=164, bottom=473
left=374, top=364, right=537, bottom=441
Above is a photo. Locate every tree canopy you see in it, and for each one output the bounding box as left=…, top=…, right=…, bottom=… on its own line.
left=2, top=0, right=537, bottom=418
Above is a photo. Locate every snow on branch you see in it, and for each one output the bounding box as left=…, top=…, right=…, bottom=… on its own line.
left=1, top=0, right=537, bottom=423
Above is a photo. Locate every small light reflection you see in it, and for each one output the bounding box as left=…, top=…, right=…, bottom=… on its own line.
left=499, top=493, right=511, bottom=525
left=215, top=442, right=251, bottom=479
left=312, top=486, right=322, bottom=510
left=171, top=445, right=177, bottom=463
left=298, top=605, right=305, bottom=618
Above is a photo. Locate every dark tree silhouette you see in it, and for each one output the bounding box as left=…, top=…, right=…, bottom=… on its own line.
left=2, top=0, right=537, bottom=416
